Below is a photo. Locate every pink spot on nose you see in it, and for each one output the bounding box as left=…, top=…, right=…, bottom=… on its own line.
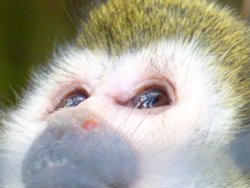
left=82, top=120, right=98, bottom=131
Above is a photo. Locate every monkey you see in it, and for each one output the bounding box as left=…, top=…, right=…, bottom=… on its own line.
left=0, top=0, right=250, bottom=187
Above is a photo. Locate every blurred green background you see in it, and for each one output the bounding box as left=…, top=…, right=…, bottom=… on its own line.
left=0, top=0, right=247, bottom=107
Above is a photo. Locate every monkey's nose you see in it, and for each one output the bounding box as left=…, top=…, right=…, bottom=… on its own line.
left=22, top=111, right=139, bottom=188
left=82, top=119, right=99, bottom=130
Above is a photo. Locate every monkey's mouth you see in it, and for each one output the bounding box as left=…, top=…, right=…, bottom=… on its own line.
left=21, top=124, right=139, bottom=188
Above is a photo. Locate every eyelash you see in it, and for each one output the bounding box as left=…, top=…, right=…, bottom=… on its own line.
left=131, top=87, right=171, bottom=109
left=56, top=89, right=89, bottom=110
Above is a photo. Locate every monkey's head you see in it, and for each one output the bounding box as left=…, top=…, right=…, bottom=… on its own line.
left=1, top=0, right=250, bottom=187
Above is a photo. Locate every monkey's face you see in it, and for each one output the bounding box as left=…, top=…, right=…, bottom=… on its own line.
left=1, top=0, right=250, bottom=187
left=1, top=40, right=245, bottom=188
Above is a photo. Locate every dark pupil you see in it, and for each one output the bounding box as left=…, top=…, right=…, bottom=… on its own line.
left=135, top=89, right=167, bottom=109
left=64, top=94, right=87, bottom=107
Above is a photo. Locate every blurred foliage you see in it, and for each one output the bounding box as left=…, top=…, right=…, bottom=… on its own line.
left=0, top=0, right=245, bottom=107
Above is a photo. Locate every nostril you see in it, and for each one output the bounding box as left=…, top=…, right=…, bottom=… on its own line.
left=82, top=119, right=99, bottom=130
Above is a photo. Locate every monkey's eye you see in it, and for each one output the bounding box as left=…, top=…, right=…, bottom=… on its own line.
left=57, top=90, right=88, bottom=109
left=132, top=88, right=171, bottom=109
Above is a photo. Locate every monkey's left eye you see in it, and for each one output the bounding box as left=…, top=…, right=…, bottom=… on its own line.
left=132, top=88, right=171, bottom=109
left=57, top=90, right=88, bottom=109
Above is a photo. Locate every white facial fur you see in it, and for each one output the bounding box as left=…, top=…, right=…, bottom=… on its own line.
left=0, top=39, right=241, bottom=188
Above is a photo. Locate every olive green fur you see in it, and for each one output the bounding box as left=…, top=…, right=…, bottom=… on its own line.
left=77, top=0, right=250, bottom=129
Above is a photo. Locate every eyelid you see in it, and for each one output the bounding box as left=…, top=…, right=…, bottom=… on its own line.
left=56, top=89, right=89, bottom=110
left=118, top=79, right=176, bottom=106
left=61, top=89, right=89, bottom=102
left=50, top=82, right=91, bottom=112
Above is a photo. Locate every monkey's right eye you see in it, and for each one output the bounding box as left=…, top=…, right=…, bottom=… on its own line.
left=57, top=90, right=88, bottom=109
